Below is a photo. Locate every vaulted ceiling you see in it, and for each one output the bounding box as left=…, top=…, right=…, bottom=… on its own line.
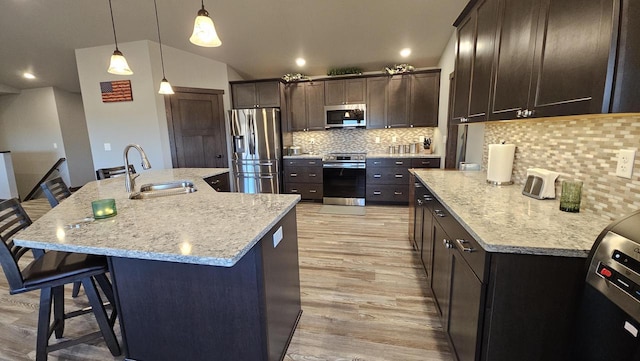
left=0, top=0, right=468, bottom=93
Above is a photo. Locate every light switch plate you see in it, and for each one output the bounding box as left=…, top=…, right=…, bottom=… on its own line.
left=616, top=149, right=636, bottom=179
left=273, top=226, right=283, bottom=248
left=104, top=143, right=111, bottom=151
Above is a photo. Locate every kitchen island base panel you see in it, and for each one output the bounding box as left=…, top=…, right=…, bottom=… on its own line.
left=109, top=208, right=301, bottom=361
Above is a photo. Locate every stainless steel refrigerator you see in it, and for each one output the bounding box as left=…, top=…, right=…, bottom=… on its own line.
left=229, top=108, right=281, bottom=194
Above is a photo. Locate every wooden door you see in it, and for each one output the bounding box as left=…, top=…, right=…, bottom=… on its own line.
left=305, top=82, right=326, bottom=130
left=255, top=81, right=281, bottom=107
left=288, top=83, right=307, bottom=131
left=324, top=80, right=345, bottom=105
left=490, top=0, right=540, bottom=120
left=231, top=83, right=257, bottom=108
left=345, top=79, right=366, bottom=104
left=366, top=77, right=387, bottom=129
left=530, top=0, right=615, bottom=117
left=387, top=75, right=410, bottom=128
left=431, top=221, right=451, bottom=327
left=468, top=0, right=499, bottom=121
left=452, top=13, right=475, bottom=122
left=165, top=87, right=228, bottom=168
left=410, top=72, right=440, bottom=127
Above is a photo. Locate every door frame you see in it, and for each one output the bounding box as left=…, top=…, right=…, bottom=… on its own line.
left=164, top=86, right=226, bottom=168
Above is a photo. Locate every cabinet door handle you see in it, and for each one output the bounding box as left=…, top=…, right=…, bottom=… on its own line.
left=308, top=161, right=317, bottom=165
left=309, top=173, right=317, bottom=177
left=395, top=174, right=403, bottom=178
left=395, top=161, right=404, bottom=165
left=420, top=161, right=430, bottom=165
left=374, top=174, right=382, bottom=178
left=394, top=191, right=403, bottom=195
left=309, top=189, right=317, bottom=193
left=209, top=179, right=221, bottom=185
left=290, top=173, right=298, bottom=177
left=443, top=239, right=453, bottom=249
left=373, top=161, right=382, bottom=165
left=373, top=191, right=382, bottom=195
left=455, top=239, right=475, bottom=253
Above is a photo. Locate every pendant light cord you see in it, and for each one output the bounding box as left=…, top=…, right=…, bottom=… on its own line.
left=153, top=0, right=167, bottom=78
left=108, top=0, right=120, bottom=51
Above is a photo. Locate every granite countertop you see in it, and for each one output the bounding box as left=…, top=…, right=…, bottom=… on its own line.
left=411, top=169, right=610, bottom=258
left=14, top=168, right=301, bottom=267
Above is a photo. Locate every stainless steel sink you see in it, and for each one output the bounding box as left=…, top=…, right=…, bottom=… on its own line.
left=129, top=180, right=197, bottom=199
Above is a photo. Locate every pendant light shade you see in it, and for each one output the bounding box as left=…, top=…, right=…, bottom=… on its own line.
left=107, top=0, right=133, bottom=75
left=108, top=50, right=133, bottom=75
left=189, top=1, right=222, bottom=47
left=159, top=78, right=174, bottom=95
left=154, top=0, right=174, bottom=95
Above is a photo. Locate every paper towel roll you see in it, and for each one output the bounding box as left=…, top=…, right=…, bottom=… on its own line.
left=487, top=144, right=516, bottom=184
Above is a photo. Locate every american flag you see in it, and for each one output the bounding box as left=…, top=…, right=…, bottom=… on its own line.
left=100, top=80, right=133, bottom=103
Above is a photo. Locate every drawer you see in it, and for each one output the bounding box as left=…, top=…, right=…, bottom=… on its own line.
left=432, top=206, right=487, bottom=281
left=204, top=173, right=230, bottom=192
left=367, top=158, right=411, bottom=167
left=366, top=167, right=410, bottom=185
left=366, top=184, right=409, bottom=203
left=283, top=166, right=322, bottom=183
left=284, top=158, right=322, bottom=167
left=411, top=158, right=441, bottom=168
left=284, top=182, right=323, bottom=200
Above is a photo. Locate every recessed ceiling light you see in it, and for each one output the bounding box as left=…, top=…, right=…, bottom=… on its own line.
left=296, top=58, right=306, bottom=67
left=23, top=72, right=36, bottom=79
left=400, top=48, right=412, bottom=58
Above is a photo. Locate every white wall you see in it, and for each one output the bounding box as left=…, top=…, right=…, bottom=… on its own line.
left=435, top=30, right=458, bottom=168
left=0, top=88, right=69, bottom=198
left=76, top=40, right=232, bottom=172
left=54, top=89, right=95, bottom=186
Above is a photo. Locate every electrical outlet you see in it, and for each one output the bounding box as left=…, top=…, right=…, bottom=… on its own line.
left=616, top=149, right=636, bottom=179
left=392, top=136, right=397, bottom=143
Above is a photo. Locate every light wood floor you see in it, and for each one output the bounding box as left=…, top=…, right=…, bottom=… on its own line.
left=1, top=200, right=452, bottom=361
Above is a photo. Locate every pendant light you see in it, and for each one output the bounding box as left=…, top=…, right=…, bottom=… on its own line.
left=189, top=0, right=222, bottom=47
left=153, top=0, right=174, bottom=94
left=107, top=0, right=133, bottom=75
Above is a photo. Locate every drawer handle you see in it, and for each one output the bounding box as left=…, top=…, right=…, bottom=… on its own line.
left=290, top=173, right=298, bottom=177
left=455, top=239, right=475, bottom=253
left=210, top=179, right=221, bottom=185
left=374, top=174, right=382, bottom=178
left=308, top=161, right=317, bottom=165
left=309, top=190, right=317, bottom=193
left=309, top=173, right=317, bottom=177
left=291, top=189, right=298, bottom=193
left=424, top=196, right=433, bottom=201
left=421, top=161, right=430, bottom=165
left=394, top=174, right=403, bottom=178
left=374, top=161, right=382, bottom=165
left=395, top=161, right=404, bottom=165
left=394, top=191, right=403, bottom=195
left=373, top=191, right=381, bottom=195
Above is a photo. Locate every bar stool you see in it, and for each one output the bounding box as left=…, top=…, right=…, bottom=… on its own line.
left=0, top=198, right=120, bottom=361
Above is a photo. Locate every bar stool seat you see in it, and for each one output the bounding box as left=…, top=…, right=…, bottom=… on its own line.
left=20, top=252, right=107, bottom=290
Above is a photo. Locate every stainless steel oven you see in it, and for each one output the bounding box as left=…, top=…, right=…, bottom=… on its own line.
left=323, top=153, right=366, bottom=206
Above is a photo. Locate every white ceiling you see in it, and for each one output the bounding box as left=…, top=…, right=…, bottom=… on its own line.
left=0, top=0, right=468, bottom=94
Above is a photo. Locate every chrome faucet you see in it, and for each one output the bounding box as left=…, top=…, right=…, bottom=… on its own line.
left=123, top=144, right=152, bottom=192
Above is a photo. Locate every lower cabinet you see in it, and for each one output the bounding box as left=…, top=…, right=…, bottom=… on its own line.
left=283, top=158, right=322, bottom=201
left=367, top=157, right=440, bottom=204
left=418, top=179, right=585, bottom=361
left=204, top=172, right=230, bottom=192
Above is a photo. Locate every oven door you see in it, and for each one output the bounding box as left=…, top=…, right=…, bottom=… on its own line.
left=323, top=163, right=366, bottom=206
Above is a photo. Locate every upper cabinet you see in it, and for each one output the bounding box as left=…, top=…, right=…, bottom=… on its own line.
left=324, top=78, right=366, bottom=105
left=231, top=81, right=281, bottom=109
left=453, top=0, right=639, bottom=121
left=286, top=82, right=326, bottom=132
left=491, top=0, right=616, bottom=119
left=366, top=71, right=440, bottom=129
left=452, top=0, right=498, bottom=124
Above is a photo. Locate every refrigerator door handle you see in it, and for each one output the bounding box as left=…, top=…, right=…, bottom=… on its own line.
left=248, top=112, right=256, bottom=155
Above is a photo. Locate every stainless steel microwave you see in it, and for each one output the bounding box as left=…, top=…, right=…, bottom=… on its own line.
left=324, top=104, right=366, bottom=129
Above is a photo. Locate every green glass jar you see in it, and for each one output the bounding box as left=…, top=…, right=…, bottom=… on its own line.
left=559, top=181, right=583, bottom=213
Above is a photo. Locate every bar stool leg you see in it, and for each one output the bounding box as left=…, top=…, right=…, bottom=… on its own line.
left=71, top=281, right=81, bottom=298
left=36, top=287, right=53, bottom=361
left=82, top=277, right=121, bottom=356
left=52, top=286, right=65, bottom=338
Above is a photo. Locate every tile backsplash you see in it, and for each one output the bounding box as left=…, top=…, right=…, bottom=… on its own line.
left=484, top=114, right=640, bottom=220
left=291, top=127, right=435, bottom=155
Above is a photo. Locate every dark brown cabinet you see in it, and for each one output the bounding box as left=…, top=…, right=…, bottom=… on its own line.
left=490, top=0, right=616, bottom=119
left=324, top=78, right=366, bottom=105
left=282, top=158, right=323, bottom=200
left=231, top=81, right=281, bottom=109
left=366, top=158, right=440, bottom=204
left=204, top=172, right=230, bottom=192
left=286, top=82, right=325, bottom=132
left=452, top=0, right=498, bottom=124
left=366, top=71, right=440, bottom=129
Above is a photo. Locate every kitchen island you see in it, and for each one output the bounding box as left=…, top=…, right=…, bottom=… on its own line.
left=14, top=168, right=302, bottom=361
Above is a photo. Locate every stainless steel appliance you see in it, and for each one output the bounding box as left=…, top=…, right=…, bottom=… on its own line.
left=570, top=210, right=640, bottom=360
left=230, top=108, right=281, bottom=194
left=324, top=104, right=366, bottom=129
left=322, top=152, right=366, bottom=206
